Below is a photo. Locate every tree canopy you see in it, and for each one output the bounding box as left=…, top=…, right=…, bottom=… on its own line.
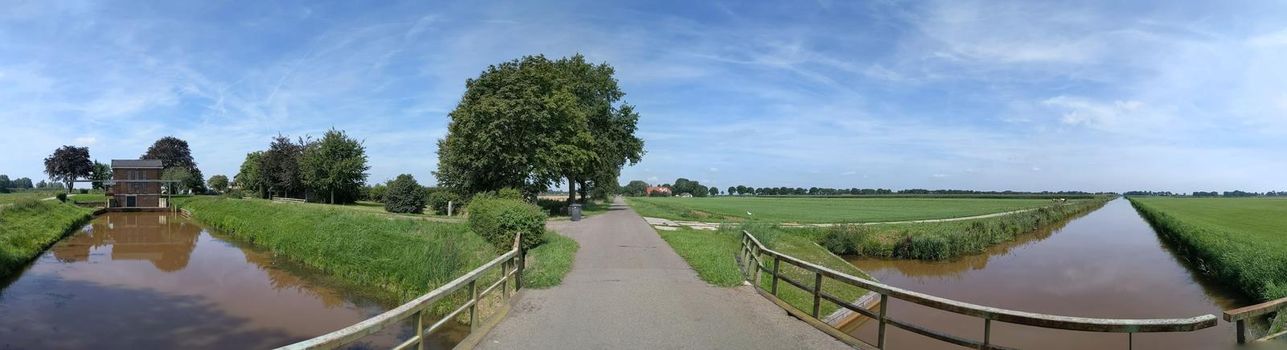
left=263, top=135, right=308, bottom=198
left=208, top=175, right=229, bottom=193
left=143, top=136, right=205, bottom=192
left=435, top=54, right=643, bottom=200
left=300, top=129, right=369, bottom=204
left=385, top=174, right=426, bottom=214
left=44, top=145, right=92, bottom=192
left=89, top=160, right=112, bottom=190
left=235, top=151, right=268, bottom=198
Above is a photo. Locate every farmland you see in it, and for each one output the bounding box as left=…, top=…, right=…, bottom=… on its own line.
left=627, top=196, right=1070, bottom=223
left=1128, top=197, right=1287, bottom=301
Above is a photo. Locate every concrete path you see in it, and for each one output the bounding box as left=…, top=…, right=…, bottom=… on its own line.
left=477, top=197, right=848, bottom=350
left=644, top=207, right=1046, bottom=231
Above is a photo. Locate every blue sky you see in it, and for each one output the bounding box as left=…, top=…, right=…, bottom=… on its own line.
left=2, top=0, right=1284, bottom=192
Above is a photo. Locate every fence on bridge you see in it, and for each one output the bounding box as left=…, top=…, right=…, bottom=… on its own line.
left=737, top=230, right=1223, bottom=349
left=277, top=234, right=524, bottom=350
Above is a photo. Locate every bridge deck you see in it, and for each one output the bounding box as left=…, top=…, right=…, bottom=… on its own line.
left=477, top=197, right=849, bottom=349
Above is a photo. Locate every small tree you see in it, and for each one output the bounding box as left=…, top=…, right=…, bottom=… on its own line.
left=235, top=151, right=268, bottom=198
left=44, top=145, right=93, bottom=192
left=0, top=175, right=10, bottom=193
left=384, top=174, right=426, bottom=214
left=367, top=183, right=388, bottom=202
left=162, top=168, right=195, bottom=194
left=208, top=175, right=230, bottom=193
left=89, top=161, right=112, bottom=190
left=708, top=187, right=719, bottom=196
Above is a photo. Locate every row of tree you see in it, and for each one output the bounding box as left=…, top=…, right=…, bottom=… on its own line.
left=234, top=129, right=369, bottom=204
left=0, top=175, right=37, bottom=192
left=38, top=138, right=207, bottom=194
left=724, top=187, right=1107, bottom=196
left=621, top=178, right=718, bottom=197
left=1132, top=190, right=1287, bottom=197
left=434, top=54, right=644, bottom=203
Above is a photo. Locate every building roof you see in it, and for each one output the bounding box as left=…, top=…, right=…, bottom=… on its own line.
left=111, top=159, right=164, bottom=169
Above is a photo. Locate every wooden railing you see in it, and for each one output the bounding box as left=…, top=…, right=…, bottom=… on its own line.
left=278, top=234, right=524, bottom=350
left=737, top=230, right=1218, bottom=349
left=1224, top=297, right=1287, bottom=344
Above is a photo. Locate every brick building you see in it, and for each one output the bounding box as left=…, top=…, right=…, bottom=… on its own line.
left=109, top=159, right=166, bottom=208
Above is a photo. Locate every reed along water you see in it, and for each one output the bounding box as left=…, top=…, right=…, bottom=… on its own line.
left=842, top=198, right=1265, bottom=350
left=0, top=212, right=466, bottom=349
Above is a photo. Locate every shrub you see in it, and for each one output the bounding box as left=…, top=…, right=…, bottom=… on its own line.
left=367, top=183, right=388, bottom=202
left=384, top=174, right=426, bottom=214
left=55, top=193, right=67, bottom=202
left=496, top=187, right=523, bottom=200
left=467, top=195, right=546, bottom=250
left=78, top=189, right=88, bottom=194
left=820, top=225, right=871, bottom=255
left=895, top=234, right=950, bottom=260
left=427, top=191, right=462, bottom=215
left=535, top=198, right=567, bottom=215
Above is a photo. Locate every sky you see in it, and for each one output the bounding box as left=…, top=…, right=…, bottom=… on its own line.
left=1, top=0, right=1284, bottom=193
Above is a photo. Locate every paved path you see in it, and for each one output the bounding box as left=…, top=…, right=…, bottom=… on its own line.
left=644, top=207, right=1047, bottom=231
left=477, top=197, right=848, bottom=350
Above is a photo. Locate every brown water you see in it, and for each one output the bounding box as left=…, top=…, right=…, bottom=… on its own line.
left=0, top=212, right=464, bottom=349
left=842, top=198, right=1277, bottom=350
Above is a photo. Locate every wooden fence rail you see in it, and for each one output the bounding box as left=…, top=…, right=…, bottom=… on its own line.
left=277, top=234, right=524, bottom=350
left=737, top=230, right=1218, bottom=349
left=1224, top=297, right=1287, bottom=344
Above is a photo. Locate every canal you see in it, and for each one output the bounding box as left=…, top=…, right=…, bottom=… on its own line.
left=842, top=198, right=1256, bottom=349
left=0, top=212, right=463, bottom=349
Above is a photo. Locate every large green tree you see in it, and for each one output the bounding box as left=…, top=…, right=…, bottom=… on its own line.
left=263, top=135, right=307, bottom=198
left=235, top=151, right=269, bottom=198
left=142, top=136, right=206, bottom=192
left=0, top=175, right=10, bottom=193
left=44, top=145, right=93, bottom=192
left=300, top=129, right=369, bottom=204
left=436, top=54, right=643, bottom=200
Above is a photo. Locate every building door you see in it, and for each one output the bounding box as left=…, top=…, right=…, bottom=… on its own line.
left=126, top=196, right=136, bottom=208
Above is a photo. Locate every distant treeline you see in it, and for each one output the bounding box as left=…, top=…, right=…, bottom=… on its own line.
left=723, top=186, right=1110, bottom=197
left=1125, top=190, right=1287, bottom=197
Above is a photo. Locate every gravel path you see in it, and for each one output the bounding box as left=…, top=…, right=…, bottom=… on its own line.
left=476, top=197, right=849, bottom=350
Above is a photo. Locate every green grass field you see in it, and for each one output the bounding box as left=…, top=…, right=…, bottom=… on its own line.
left=174, top=197, right=576, bottom=304
left=657, top=223, right=871, bottom=317
left=0, top=199, right=93, bottom=278
left=1129, top=197, right=1287, bottom=301
left=627, top=196, right=1062, bottom=223
left=0, top=191, right=59, bottom=206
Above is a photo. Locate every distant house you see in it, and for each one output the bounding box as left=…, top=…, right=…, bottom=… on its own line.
left=645, top=186, right=672, bottom=197
left=109, top=159, right=166, bottom=208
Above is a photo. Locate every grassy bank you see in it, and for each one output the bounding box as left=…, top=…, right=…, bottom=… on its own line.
left=812, top=196, right=1113, bottom=260
left=1128, top=197, right=1287, bottom=301
left=0, top=200, right=93, bottom=278
left=175, top=197, right=501, bottom=302
left=628, top=196, right=1061, bottom=223
left=0, top=191, right=59, bottom=206
left=523, top=232, right=578, bottom=288
left=657, top=223, right=871, bottom=317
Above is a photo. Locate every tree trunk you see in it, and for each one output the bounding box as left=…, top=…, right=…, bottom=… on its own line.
left=567, top=177, right=577, bottom=204
left=578, top=180, right=588, bottom=203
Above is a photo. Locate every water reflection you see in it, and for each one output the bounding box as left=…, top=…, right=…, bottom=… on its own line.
left=843, top=199, right=1261, bottom=350
left=0, top=213, right=420, bottom=349
left=51, top=214, right=199, bottom=271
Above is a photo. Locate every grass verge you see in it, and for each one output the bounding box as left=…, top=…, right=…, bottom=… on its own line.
left=627, top=196, right=1063, bottom=224
left=0, top=199, right=93, bottom=278
left=1128, top=197, right=1287, bottom=301
left=812, top=196, right=1113, bottom=260
left=523, top=231, right=579, bottom=288
left=657, top=223, right=872, bottom=317
left=174, top=196, right=499, bottom=302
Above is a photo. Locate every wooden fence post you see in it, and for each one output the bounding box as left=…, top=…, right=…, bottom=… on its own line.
left=469, top=279, right=478, bottom=331
left=771, top=256, right=781, bottom=296
left=812, top=272, right=823, bottom=318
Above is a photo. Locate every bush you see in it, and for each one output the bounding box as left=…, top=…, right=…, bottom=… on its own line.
left=535, top=198, right=566, bottom=216
left=820, top=225, right=871, bottom=255
left=384, top=174, right=426, bottom=214
left=427, top=191, right=462, bottom=215
left=55, top=193, right=67, bottom=202
left=78, top=189, right=88, bottom=194
left=367, top=183, right=388, bottom=202
left=467, top=195, right=546, bottom=250
left=895, top=234, right=950, bottom=260
left=222, top=189, right=245, bottom=199
left=496, top=187, right=523, bottom=200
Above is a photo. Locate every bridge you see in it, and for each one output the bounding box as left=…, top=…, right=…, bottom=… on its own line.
left=279, top=197, right=1285, bottom=349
